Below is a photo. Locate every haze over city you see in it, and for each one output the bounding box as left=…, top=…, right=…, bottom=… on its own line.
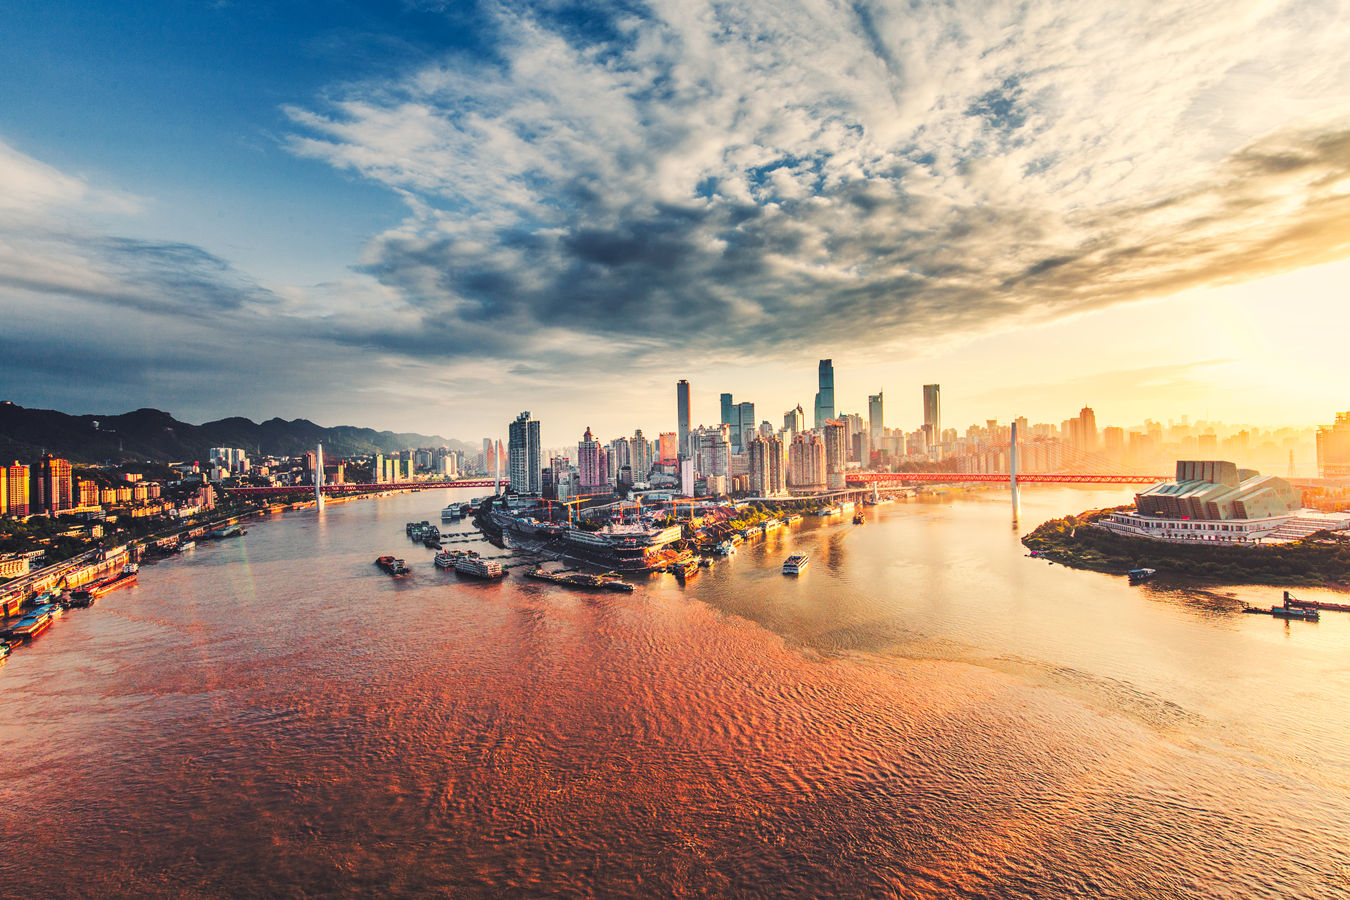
left=3, top=1, right=1349, bottom=439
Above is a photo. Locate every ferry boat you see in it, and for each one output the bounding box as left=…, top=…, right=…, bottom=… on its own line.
left=452, top=555, right=506, bottom=579
left=786, top=514, right=803, bottom=525
left=375, top=556, right=410, bottom=576
left=179, top=540, right=196, bottom=551
left=434, top=549, right=468, bottom=568
left=1127, top=568, right=1157, bottom=584
left=782, top=554, right=809, bottom=575
left=715, top=540, right=737, bottom=556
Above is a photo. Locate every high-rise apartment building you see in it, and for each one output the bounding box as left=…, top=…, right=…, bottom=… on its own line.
left=508, top=411, right=543, bottom=494
left=748, top=433, right=786, bottom=496
left=631, top=430, right=653, bottom=482
left=922, top=384, right=941, bottom=443
left=693, top=425, right=731, bottom=482
left=38, top=455, right=73, bottom=514
left=814, top=359, right=835, bottom=430
left=6, top=463, right=30, bottom=517
left=784, top=405, right=805, bottom=436
left=822, top=419, right=848, bottom=490
left=658, top=432, right=679, bottom=465
left=578, top=427, right=603, bottom=490
left=676, top=380, right=691, bottom=459
left=1317, top=412, right=1350, bottom=480
left=788, top=432, right=826, bottom=493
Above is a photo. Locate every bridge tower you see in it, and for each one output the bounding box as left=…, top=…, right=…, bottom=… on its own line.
left=315, top=442, right=325, bottom=509
left=1009, top=421, right=1020, bottom=514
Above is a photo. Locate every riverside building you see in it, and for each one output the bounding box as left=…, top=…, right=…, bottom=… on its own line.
left=1099, top=460, right=1350, bottom=544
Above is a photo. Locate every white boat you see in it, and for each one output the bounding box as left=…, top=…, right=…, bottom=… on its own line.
left=782, top=554, right=809, bottom=575
left=452, top=555, right=506, bottom=579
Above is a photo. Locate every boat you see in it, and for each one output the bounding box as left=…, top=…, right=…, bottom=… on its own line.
left=672, top=560, right=700, bottom=580
left=441, top=504, right=464, bottom=522
left=67, top=589, right=95, bottom=608
left=211, top=524, right=245, bottom=539
left=434, top=549, right=469, bottom=568
left=782, top=554, right=809, bottom=575
left=715, top=540, right=737, bottom=556
left=852, top=512, right=865, bottom=524
left=452, top=556, right=506, bottom=579
left=1280, top=591, right=1350, bottom=613
left=1242, top=603, right=1319, bottom=621
left=526, top=566, right=633, bottom=592
left=375, top=556, right=410, bottom=576
left=88, top=565, right=138, bottom=597
left=1127, top=568, right=1157, bottom=584
left=6, top=612, right=53, bottom=641
left=179, top=540, right=196, bottom=551
left=786, top=514, right=803, bottom=524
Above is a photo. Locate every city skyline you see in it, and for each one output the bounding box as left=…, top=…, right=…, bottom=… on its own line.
left=1, top=2, right=1348, bottom=436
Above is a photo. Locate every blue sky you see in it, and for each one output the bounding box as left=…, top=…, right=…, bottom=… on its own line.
left=2, top=1, right=1349, bottom=444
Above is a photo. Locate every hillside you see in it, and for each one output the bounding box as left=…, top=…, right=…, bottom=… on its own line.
left=0, top=402, right=473, bottom=464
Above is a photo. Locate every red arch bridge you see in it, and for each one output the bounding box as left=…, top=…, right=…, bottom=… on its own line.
left=844, top=472, right=1168, bottom=486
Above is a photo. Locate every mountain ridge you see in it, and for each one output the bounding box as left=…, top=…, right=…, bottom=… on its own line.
left=0, top=402, right=474, bottom=465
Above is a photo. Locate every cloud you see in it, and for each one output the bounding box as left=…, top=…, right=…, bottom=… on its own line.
left=0, top=138, right=140, bottom=216
left=281, top=0, right=1350, bottom=368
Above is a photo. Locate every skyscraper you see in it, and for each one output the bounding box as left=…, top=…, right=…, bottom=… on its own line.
left=1078, top=406, right=1099, bottom=453
left=736, top=401, right=755, bottom=451
left=868, top=393, right=884, bottom=452
left=784, top=405, right=805, bottom=436
left=748, top=433, right=786, bottom=496
left=814, top=359, right=835, bottom=430
left=823, top=419, right=848, bottom=490
left=508, top=411, right=542, bottom=494
left=922, top=384, right=941, bottom=443
left=722, top=393, right=742, bottom=453
left=676, top=379, right=691, bottom=459
left=578, top=427, right=603, bottom=490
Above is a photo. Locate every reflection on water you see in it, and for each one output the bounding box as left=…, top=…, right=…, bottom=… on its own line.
left=0, top=487, right=1347, bottom=899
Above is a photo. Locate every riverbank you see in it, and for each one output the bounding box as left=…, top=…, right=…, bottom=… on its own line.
left=1023, top=507, right=1350, bottom=587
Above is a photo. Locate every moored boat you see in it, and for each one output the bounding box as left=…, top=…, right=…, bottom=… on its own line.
left=1128, top=568, right=1157, bottom=584
left=376, top=556, right=410, bottom=576
left=452, top=556, right=506, bottom=579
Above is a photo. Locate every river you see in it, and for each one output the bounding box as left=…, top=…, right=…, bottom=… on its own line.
left=1, top=487, right=1346, bottom=898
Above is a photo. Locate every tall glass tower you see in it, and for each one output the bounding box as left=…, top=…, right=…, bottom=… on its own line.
left=814, top=359, right=835, bottom=430
left=676, top=380, right=691, bottom=459
left=922, top=384, right=941, bottom=443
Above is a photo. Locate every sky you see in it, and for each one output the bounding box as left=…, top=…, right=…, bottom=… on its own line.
left=2, top=0, right=1349, bottom=447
